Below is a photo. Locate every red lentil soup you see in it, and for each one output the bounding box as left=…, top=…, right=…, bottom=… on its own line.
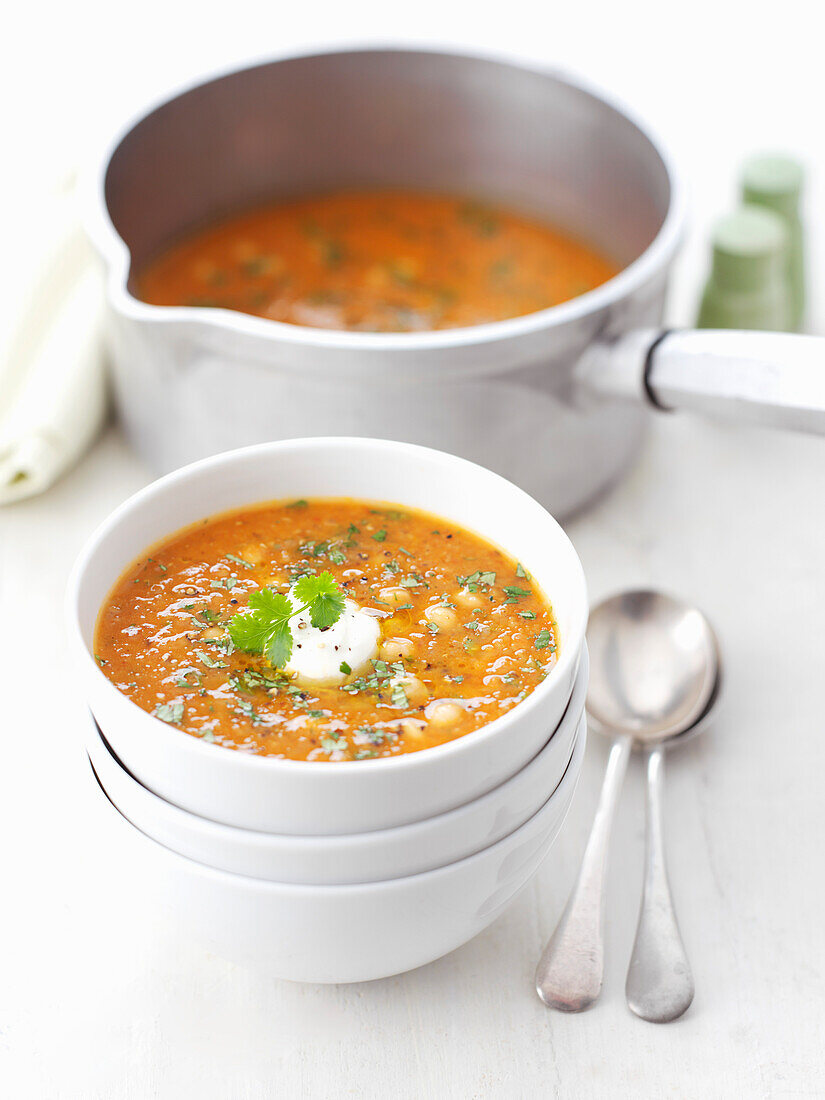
left=135, top=190, right=617, bottom=332
left=94, top=499, right=559, bottom=761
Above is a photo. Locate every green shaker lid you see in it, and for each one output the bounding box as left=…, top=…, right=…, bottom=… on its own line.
left=742, top=154, right=803, bottom=220
left=709, top=205, right=787, bottom=291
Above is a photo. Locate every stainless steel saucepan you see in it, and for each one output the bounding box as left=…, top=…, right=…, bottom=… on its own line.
left=85, top=47, right=825, bottom=517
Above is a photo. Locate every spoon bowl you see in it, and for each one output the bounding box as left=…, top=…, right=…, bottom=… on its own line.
left=586, top=590, right=719, bottom=744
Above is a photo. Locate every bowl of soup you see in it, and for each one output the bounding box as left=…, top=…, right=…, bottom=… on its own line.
left=67, top=438, right=587, bottom=834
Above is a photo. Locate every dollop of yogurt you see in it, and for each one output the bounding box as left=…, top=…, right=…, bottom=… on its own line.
left=284, top=586, right=380, bottom=689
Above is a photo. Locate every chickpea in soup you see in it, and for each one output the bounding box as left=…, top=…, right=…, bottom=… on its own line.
left=136, top=190, right=617, bottom=332
left=94, top=499, right=559, bottom=761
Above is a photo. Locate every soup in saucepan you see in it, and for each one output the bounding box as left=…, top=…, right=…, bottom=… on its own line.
left=94, top=499, right=558, bottom=761
left=135, top=191, right=617, bottom=332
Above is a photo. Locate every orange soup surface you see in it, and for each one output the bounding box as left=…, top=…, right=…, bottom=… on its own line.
left=94, top=499, right=559, bottom=761
left=136, top=190, right=617, bottom=332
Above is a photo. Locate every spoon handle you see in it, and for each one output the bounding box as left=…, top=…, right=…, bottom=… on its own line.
left=535, top=733, right=631, bottom=1011
left=625, top=747, right=694, bottom=1023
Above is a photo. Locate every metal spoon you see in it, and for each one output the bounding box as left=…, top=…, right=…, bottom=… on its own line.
left=535, top=590, right=720, bottom=1021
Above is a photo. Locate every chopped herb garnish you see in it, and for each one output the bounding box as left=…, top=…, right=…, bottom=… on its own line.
left=153, top=701, right=184, bottom=724
left=196, top=649, right=226, bottom=668
left=535, top=628, right=553, bottom=649
left=502, top=585, right=532, bottom=603
left=321, top=733, right=348, bottom=753
left=210, top=578, right=237, bottom=590
left=355, top=726, right=388, bottom=745
left=342, top=659, right=406, bottom=698
left=287, top=499, right=308, bottom=509
left=227, top=572, right=346, bottom=668
left=372, top=529, right=387, bottom=542
left=321, top=240, right=346, bottom=268
left=519, top=610, right=537, bottom=620
left=458, top=570, right=496, bottom=590
left=241, top=256, right=270, bottom=277
left=516, top=563, right=530, bottom=579
left=234, top=698, right=259, bottom=721
left=391, top=682, right=409, bottom=708
left=225, top=553, right=254, bottom=570
left=490, top=258, right=514, bottom=281
left=459, top=202, right=500, bottom=237
left=339, top=661, right=352, bottom=676
left=300, top=539, right=347, bottom=565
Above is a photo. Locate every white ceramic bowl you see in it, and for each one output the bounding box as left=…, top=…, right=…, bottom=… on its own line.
left=86, top=649, right=587, bottom=884
left=68, top=438, right=587, bottom=834
left=89, top=719, right=586, bottom=983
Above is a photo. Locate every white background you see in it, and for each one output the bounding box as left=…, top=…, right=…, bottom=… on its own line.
left=2, top=1, right=825, bottom=1096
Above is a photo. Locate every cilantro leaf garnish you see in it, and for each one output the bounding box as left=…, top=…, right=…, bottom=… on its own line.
left=535, top=628, right=554, bottom=650
left=227, top=573, right=346, bottom=668
left=229, top=588, right=294, bottom=663
left=294, top=572, right=346, bottom=629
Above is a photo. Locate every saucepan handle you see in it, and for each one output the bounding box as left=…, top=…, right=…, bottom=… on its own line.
left=580, top=328, right=825, bottom=435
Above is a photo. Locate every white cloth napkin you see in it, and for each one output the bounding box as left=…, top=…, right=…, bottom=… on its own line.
left=0, top=202, right=108, bottom=505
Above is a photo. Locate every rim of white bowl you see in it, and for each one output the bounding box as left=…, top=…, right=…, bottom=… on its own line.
left=87, top=644, right=587, bottom=848
left=67, top=437, right=588, bottom=777
left=90, top=707, right=587, bottom=893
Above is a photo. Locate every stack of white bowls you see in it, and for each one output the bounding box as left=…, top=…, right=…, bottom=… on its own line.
left=68, top=439, right=589, bottom=983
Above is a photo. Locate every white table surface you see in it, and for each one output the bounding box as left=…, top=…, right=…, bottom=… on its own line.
left=2, top=3, right=825, bottom=1096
